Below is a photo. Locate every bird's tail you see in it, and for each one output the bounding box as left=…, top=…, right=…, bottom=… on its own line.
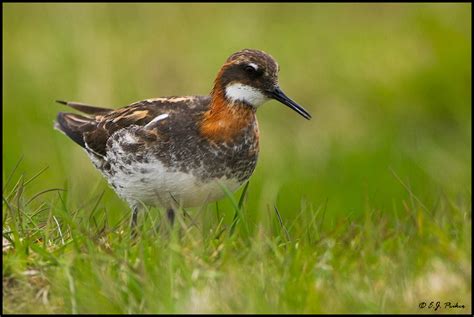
left=54, top=112, right=93, bottom=148
left=54, top=100, right=113, bottom=148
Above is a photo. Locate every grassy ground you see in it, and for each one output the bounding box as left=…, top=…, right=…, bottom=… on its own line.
left=3, top=3, right=471, bottom=314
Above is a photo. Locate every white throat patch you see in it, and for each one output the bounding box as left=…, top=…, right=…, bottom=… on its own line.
left=225, top=83, right=268, bottom=107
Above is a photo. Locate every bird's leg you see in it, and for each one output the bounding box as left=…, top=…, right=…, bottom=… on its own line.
left=130, top=205, right=139, bottom=237
left=166, top=208, right=175, bottom=226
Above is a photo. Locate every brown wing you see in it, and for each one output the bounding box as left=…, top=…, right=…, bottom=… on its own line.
left=54, top=97, right=209, bottom=156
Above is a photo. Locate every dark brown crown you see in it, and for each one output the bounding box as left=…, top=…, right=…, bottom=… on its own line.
left=226, top=49, right=279, bottom=78
left=213, top=49, right=280, bottom=97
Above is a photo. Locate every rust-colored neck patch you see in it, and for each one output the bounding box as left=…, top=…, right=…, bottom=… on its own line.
left=200, top=84, right=256, bottom=142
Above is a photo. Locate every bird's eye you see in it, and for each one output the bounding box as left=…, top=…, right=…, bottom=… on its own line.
left=245, top=64, right=258, bottom=74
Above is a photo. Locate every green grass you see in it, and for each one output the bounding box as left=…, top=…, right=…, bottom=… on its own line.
left=3, top=3, right=471, bottom=314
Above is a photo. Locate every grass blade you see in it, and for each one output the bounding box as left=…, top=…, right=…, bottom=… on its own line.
left=24, top=166, right=49, bottom=186
left=25, top=188, right=66, bottom=206
left=274, top=205, right=291, bottom=242
left=2, top=155, right=23, bottom=193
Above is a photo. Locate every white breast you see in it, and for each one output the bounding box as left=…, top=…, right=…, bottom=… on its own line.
left=103, top=157, right=243, bottom=209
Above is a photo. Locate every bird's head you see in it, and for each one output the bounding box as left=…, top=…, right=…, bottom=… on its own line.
left=212, top=48, right=311, bottom=120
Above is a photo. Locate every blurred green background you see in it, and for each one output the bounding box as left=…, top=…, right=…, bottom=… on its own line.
left=3, top=3, right=471, bottom=223
left=2, top=3, right=472, bottom=314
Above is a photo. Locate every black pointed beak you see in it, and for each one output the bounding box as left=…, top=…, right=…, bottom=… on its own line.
left=269, top=87, right=311, bottom=120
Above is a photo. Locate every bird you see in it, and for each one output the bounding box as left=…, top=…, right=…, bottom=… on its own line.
left=54, top=48, right=311, bottom=231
